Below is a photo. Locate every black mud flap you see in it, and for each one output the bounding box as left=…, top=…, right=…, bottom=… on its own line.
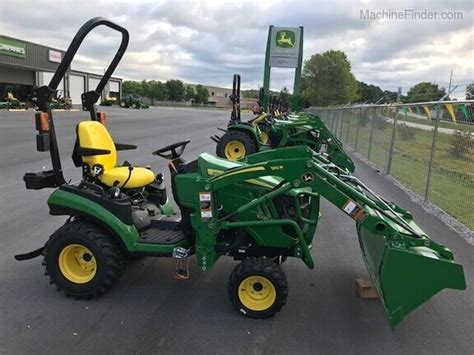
left=14, top=246, right=45, bottom=261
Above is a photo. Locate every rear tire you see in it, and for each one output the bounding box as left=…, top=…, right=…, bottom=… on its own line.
left=216, top=131, right=257, bottom=161
left=43, top=221, right=125, bottom=299
left=228, top=257, right=288, bottom=318
left=119, top=100, right=127, bottom=108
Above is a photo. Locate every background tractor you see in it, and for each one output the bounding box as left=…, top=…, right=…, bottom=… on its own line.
left=15, top=18, right=465, bottom=328
left=119, top=94, right=149, bottom=109
left=213, top=74, right=355, bottom=172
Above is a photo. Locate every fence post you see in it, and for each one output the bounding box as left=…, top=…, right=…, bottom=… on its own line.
left=424, top=106, right=442, bottom=202
left=354, top=108, right=361, bottom=152
left=367, top=106, right=376, bottom=160
left=386, top=107, right=399, bottom=174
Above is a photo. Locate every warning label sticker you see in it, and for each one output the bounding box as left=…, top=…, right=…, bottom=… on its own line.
left=200, top=192, right=212, bottom=220
left=342, top=200, right=367, bottom=222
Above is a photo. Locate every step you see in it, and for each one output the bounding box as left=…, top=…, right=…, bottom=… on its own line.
left=139, top=227, right=186, bottom=245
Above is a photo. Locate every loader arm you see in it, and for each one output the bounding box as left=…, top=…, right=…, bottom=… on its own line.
left=208, top=146, right=465, bottom=326
left=299, top=113, right=355, bottom=172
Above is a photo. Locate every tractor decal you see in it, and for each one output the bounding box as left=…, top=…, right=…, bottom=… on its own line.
left=302, top=172, right=314, bottom=184
left=212, top=165, right=266, bottom=181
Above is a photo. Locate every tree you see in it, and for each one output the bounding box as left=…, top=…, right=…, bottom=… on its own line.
left=194, top=84, right=209, bottom=104
left=147, top=81, right=167, bottom=104
left=406, top=82, right=446, bottom=103
left=466, top=83, right=474, bottom=100
left=242, top=89, right=259, bottom=99
left=122, top=81, right=144, bottom=97
left=279, top=87, right=291, bottom=110
left=165, top=79, right=185, bottom=101
left=357, top=81, right=384, bottom=103
left=141, top=80, right=150, bottom=98
left=301, top=50, right=358, bottom=106
left=185, top=86, right=195, bottom=101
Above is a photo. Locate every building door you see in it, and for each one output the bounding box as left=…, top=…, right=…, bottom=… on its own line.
left=69, top=74, right=85, bottom=106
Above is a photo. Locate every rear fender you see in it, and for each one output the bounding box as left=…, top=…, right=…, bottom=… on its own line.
left=228, top=125, right=261, bottom=149
left=47, top=188, right=139, bottom=252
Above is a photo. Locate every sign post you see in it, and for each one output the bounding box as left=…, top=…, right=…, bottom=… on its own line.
left=262, top=26, right=304, bottom=112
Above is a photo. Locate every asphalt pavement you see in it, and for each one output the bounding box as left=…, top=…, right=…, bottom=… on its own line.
left=0, top=107, right=472, bottom=354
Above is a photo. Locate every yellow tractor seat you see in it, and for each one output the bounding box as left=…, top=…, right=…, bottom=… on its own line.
left=100, top=166, right=155, bottom=188
left=73, top=121, right=155, bottom=189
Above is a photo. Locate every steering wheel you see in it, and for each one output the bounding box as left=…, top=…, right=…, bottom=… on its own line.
left=152, top=139, right=190, bottom=160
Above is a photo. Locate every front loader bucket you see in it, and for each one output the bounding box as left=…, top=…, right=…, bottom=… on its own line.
left=358, top=224, right=466, bottom=327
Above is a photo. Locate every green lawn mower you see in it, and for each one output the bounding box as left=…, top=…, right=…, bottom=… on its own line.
left=16, top=18, right=465, bottom=327
left=213, top=75, right=354, bottom=172
left=50, top=91, right=72, bottom=110
left=119, top=94, right=149, bottom=109
left=0, top=89, right=27, bottom=110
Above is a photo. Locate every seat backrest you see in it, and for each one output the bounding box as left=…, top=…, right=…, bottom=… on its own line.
left=77, top=121, right=117, bottom=170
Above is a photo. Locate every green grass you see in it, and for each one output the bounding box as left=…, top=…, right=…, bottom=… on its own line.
left=333, top=116, right=474, bottom=229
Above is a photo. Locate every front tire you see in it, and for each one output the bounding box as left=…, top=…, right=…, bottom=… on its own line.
left=119, top=100, right=127, bottom=108
left=43, top=221, right=125, bottom=298
left=216, top=131, right=257, bottom=161
left=228, top=257, right=288, bottom=318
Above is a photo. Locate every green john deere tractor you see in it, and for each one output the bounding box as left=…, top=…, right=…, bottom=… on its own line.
left=119, top=94, right=148, bottom=109
left=213, top=75, right=354, bottom=172
left=16, top=18, right=465, bottom=327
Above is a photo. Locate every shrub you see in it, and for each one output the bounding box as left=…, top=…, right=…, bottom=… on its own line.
left=449, top=130, right=473, bottom=159
left=397, top=123, right=415, bottom=140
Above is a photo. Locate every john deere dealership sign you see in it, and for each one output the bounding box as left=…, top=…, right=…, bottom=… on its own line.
left=0, top=37, right=26, bottom=59
left=269, top=27, right=301, bottom=68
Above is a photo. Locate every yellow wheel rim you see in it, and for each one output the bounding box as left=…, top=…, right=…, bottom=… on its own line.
left=58, top=244, right=97, bottom=284
left=224, top=141, right=246, bottom=160
left=260, top=131, right=269, bottom=144
left=238, top=276, right=276, bottom=311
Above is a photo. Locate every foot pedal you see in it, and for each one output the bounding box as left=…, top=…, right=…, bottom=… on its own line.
left=173, top=247, right=190, bottom=280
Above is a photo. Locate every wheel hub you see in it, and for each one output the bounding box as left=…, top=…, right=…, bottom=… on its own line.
left=225, top=140, right=246, bottom=160
left=238, top=276, right=276, bottom=311
left=58, top=244, right=97, bottom=284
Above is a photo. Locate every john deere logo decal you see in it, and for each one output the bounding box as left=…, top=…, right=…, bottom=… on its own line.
left=276, top=30, right=295, bottom=48
left=302, top=172, right=314, bottom=183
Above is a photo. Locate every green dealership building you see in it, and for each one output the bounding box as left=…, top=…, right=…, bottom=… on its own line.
left=0, top=35, right=122, bottom=105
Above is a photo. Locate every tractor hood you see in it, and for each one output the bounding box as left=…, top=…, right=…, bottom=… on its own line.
left=198, top=153, right=282, bottom=190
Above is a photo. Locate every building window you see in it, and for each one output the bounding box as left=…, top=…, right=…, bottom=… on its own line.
left=225, top=93, right=228, bottom=98
left=211, top=92, right=214, bottom=96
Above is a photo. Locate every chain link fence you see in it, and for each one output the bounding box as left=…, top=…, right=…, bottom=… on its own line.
left=310, top=101, right=474, bottom=231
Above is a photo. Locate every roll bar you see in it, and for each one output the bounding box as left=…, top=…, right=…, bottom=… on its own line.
left=229, top=74, right=241, bottom=123
left=29, top=17, right=129, bottom=186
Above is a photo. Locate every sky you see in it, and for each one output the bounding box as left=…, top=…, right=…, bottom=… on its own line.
left=0, top=0, right=472, bottom=96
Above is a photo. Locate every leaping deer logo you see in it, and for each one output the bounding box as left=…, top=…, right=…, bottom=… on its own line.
left=276, top=30, right=295, bottom=48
